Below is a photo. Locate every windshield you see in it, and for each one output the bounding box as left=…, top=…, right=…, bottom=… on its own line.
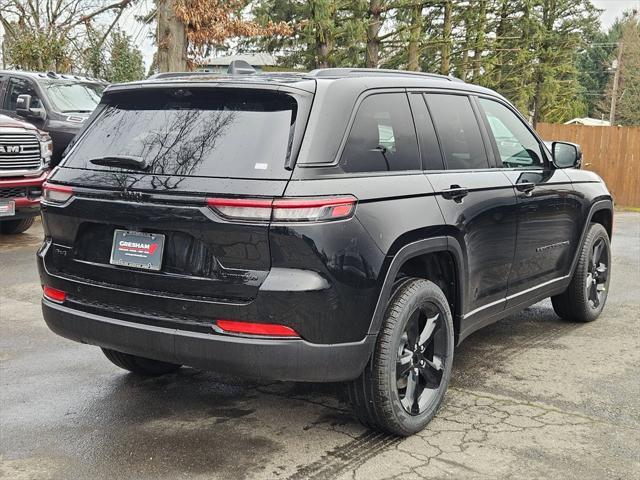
left=41, top=81, right=104, bottom=113
left=63, top=88, right=298, bottom=179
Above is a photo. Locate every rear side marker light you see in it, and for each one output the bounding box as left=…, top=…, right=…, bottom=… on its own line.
left=43, top=286, right=66, bottom=303
left=43, top=183, right=74, bottom=204
left=206, top=196, right=357, bottom=222
left=216, top=320, right=300, bottom=338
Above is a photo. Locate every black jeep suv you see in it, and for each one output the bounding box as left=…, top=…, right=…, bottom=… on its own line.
left=38, top=68, right=613, bottom=436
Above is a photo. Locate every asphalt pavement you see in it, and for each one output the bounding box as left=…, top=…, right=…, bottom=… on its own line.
left=1, top=213, right=638, bottom=480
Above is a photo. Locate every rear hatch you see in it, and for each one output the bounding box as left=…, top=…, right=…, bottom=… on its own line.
left=43, top=84, right=313, bottom=302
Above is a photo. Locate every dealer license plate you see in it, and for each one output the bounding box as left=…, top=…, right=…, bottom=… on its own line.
left=110, top=229, right=165, bottom=271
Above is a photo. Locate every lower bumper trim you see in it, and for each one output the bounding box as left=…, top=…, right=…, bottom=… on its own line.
left=42, top=300, right=375, bottom=383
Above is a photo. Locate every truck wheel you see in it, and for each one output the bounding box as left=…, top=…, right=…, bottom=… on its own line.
left=102, top=348, right=182, bottom=376
left=551, top=223, right=611, bottom=323
left=348, top=278, right=454, bottom=436
left=0, top=218, right=35, bottom=234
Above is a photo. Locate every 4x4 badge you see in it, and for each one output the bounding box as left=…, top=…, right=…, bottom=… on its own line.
left=119, top=189, right=144, bottom=202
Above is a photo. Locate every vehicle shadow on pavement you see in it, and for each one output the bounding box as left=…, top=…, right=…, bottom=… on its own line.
left=91, top=300, right=578, bottom=426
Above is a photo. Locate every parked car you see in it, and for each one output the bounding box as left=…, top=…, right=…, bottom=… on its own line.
left=38, top=66, right=613, bottom=436
left=0, top=114, right=52, bottom=234
left=0, top=70, right=106, bottom=166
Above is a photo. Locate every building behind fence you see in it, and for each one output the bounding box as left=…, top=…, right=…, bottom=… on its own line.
left=537, top=123, right=640, bottom=208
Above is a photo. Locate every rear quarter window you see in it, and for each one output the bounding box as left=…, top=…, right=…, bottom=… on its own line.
left=63, top=88, right=298, bottom=179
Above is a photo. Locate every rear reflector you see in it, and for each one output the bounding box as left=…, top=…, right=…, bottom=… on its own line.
left=206, top=195, right=356, bottom=222
left=43, top=183, right=74, bottom=204
left=43, top=286, right=66, bottom=303
left=216, top=320, right=300, bottom=337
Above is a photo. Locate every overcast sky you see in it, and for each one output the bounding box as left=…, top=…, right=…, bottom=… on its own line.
left=123, top=0, right=640, bottom=70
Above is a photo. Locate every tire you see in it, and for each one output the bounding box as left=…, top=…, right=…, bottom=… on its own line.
left=0, top=217, right=35, bottom=234
left=348, top=278, right=455, bottom=436
left=551, top=223, right=611, bottom=323
left=101, top=348, right=182, bottom=376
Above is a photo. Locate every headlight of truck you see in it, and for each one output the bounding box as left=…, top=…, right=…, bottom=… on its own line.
left=37, top=130, right=53, bottom=165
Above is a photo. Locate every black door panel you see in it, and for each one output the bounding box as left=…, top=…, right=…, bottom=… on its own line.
left=501, top=168, right=578, bottom=303
left=428, top=171, right=518, bottom=316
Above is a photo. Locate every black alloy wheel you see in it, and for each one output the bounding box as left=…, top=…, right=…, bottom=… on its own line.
left=585, top=237, right=609, bottom=309
left=396, top=304, right=447, bottom=415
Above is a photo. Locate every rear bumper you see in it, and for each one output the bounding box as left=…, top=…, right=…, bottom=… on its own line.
left=42, top=299, right=375, bottom=382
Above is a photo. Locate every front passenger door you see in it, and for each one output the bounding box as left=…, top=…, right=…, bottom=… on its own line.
left=476, top=97, right=579, bottom=305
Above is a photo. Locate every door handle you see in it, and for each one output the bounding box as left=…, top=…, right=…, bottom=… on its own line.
left=441, top=185, right=469, bottom=202
left=515, top=182, right=536, bottom=196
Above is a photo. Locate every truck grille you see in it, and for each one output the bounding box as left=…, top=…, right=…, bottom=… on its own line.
left=0, top=187, right=27, bottom=199
left=0, top=134, right=42, bottom=172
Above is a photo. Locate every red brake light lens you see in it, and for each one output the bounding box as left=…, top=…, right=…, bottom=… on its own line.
left=216, top=320, right=300, bottom=337
left=206, top=196, right=356, bottom=222
left=206, top=197, right=273, bottom=221
left=43, top=286, right=66, bottom=303
left=43, top=183, right=74, bottom=204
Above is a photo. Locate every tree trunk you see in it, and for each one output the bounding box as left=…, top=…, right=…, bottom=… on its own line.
left=440, top=0, right=452, bottom=75
left=366, top=0, right=382, bottom=68
left=494, top=0, right=509, bottom=85
left=156, top=0, right=187, bottom=72
left=472, top=0, right=486, bottom=82
left=458, top=10, right=473, bottom=81
left=407, top=3, right=423, bottom=71
left=316, top=40, right=331, bottom=69
left=533, top=0, right=553, bottom=126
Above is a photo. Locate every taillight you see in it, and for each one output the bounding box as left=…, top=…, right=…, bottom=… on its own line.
left=206, top=197, right=272, bottom=221
left=206, top=196, right=356, bottom=222
left=216, top=320, right=300, bottom=337
left=43, top=183, right=74, bottom=204
left=43, top=286, right=66, bottom=303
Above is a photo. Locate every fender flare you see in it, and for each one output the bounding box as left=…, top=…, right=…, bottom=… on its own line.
left=568, top=199, right=614, bottom=277
left=367, top=236, right=466, bottom=339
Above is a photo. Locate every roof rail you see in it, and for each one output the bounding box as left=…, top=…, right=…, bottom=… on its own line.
left=148, top=71, right=216, bottom=80
left=307, top=68, right=464, bottom=83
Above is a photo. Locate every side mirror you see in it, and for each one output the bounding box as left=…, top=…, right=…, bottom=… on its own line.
left=552, top=141, right=582, bottom=169
left=16, top=94, right=46, bottom=120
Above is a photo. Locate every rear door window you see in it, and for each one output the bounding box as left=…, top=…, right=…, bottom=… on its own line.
left=425, top=94, right=489, bottom=170
left=63, top=88, right=298, bottom=179
left=408, top=94, right=445, bottom=170
left=340, top=93, right=420, bottom=173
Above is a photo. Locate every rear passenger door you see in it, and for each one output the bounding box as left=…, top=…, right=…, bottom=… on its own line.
left=414, top=92, right=518, bottom=324
left=475, top=97, right=578, bottom=304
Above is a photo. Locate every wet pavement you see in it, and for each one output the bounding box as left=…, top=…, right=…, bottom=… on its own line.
left=1, top=214, right=639, bottom=480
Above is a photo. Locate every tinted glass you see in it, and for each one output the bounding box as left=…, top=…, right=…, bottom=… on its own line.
left=64, top=89, right=297, bottom=179
left=479, top=98, right=544, bottom=168
left=425, top=94, right=488, bottom=170
left=341, top=93, right=419, bottom=173
left=409, top=94, right=444, bottom=170
left=4, top=78, right=43, bottom=110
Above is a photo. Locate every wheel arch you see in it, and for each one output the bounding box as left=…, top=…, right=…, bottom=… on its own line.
left=569, top=199, right=614, bottom=277
left=367, top=236, right=466, bottom=345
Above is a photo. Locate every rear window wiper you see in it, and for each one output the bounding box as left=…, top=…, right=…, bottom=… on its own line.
left=89, top=155, right=149, bottom=171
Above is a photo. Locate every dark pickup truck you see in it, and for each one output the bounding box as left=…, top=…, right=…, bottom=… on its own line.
left=0, top=70, right=106, bottom=166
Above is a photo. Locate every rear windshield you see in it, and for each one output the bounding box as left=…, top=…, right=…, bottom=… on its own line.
left=63, top=88, right=298, bottom=179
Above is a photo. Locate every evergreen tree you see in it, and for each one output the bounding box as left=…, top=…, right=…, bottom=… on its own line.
left=107, top=31, right=146, bottom=83
left=598, top=11, right=640, bottom=125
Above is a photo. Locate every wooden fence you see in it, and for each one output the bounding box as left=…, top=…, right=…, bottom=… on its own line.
left=536, top=123, right=640, bottom=208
